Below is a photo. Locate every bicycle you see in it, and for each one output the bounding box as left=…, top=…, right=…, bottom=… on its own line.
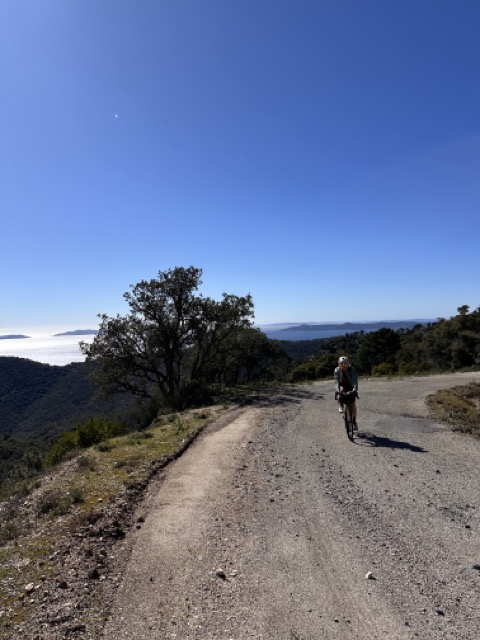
left=337, top=390, right=358, bottom=441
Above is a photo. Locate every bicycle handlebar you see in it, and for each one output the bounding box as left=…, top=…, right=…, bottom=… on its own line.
left=338, top=390, right=359, bottom=399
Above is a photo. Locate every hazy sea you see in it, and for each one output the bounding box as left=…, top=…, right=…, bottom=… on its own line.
left=0, top=328, right=96, bottom=366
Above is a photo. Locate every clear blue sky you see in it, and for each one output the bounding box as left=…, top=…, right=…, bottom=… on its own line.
left=2, top=0, right=479, bottom=329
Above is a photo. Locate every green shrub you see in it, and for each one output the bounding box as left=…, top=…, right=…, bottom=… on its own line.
left=45, top=431, right=79, bottom=466
left=37, top=488, right=72, bottom=516
left=372, top=362, right=395, bottom=376
left=77, top=418, right=122, bottom=448
left=114, top=455, right=141, bottom=472
left=398, top=361, right=432, bottom=375
left=96, top=441, right=113, bottom=452
left=289, top=362, right=317, bottom=382
left=12, top=479, right=34, bottom=498
left=46, top=419, right=126, bottom=466
left=127, top=431, right=153, bottom=444
left=76, top=454, right=96, bottom=471
left=69, top=486, right=85, bottom=504
left=314, top=353, right=338, bottom=379
left=0, top=520, right=22, bottom=544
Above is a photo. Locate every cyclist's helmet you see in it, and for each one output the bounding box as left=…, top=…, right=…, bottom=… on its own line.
left=338, top=356, right=349, bottom=366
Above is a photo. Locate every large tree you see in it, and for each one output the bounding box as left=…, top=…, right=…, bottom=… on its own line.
left=80, top=267, right=254, bottom=407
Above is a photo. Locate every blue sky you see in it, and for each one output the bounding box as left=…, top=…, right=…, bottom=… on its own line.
left=1, top=0, right=479, bottom=330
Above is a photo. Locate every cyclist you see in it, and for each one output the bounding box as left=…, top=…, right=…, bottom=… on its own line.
left=334, top=356, right=358, bottom=421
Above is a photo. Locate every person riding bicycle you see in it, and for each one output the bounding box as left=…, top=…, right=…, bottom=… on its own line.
left=334, top=356, right=358, bottom=420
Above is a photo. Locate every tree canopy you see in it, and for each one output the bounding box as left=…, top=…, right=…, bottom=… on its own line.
left=81, top=266, right=255, bottom=407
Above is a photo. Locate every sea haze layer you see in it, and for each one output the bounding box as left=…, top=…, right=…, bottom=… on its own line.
left=0, top=330, right=97, bottom=366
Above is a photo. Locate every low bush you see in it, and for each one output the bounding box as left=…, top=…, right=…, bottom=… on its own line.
left=289, top=362, right=317, bottom=382
left=37, top=488, right=72, bottom=517
left=127, top=431, right=154, bottom=444
left=46, top=418, right=126, bottom=466
left=372, top=362, right=395, bottom=376
left=76, top=454, right=96, bottom=471
left=69, top=485, right=85, bottom=504
left=398, top=361, right=432, bottom=376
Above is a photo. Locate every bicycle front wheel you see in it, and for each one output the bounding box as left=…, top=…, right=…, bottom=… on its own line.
left=344, top=405, right=354, bottom=441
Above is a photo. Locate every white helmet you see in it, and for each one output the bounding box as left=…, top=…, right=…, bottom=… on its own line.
left=338, top=356, right=349, bottom=365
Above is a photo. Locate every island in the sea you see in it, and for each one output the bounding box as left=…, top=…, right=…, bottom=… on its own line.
left=0, top=334, right=30, bottom=340
left=53, top=329, right=98, bottom=337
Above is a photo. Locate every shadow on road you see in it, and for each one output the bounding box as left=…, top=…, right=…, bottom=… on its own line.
left=354, top=433, right=428, bottom=452
left=240, top=387, right=323, bottom=408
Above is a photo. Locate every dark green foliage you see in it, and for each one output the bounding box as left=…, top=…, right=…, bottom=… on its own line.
left=314, top=353, right=339, bottom=379
left=81, top=266, right=255, bottom=408
left=76, top=417, right=125, bottom=448
left=289, top=353, right=338, bottom=382
left=0, top=357, right=138, bottom=442
left=372, top=362, right=395, bottom=376
left=0, top=434, right=46, bottom=499
left=45, top=418, right=126, bottom=467
left=44, top=430, right=78, bottom=466
left=278, top=331, right=367, bottom=363
left=397, top=309, right=480, bottom=373
left=265, top=338, right=326, bottom=362
left=356, top=328, right=401, bottom=374
left=289, top=361, right=317, bottom=382
left=204, top=327, right=291, bottom=386
left=0, top=357, right=64, bottom=435
left=281, top=306, right=480, bottom=378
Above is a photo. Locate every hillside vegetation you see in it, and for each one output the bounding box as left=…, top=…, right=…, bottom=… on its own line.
left=0, top=405, right=229, bottom=637
left=0, top=359, right=136, bottom=441
left=286, top=304, right=480, bottom=381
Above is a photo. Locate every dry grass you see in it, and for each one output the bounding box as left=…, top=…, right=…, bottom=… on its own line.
left=427, top=382, right=480, bottom=436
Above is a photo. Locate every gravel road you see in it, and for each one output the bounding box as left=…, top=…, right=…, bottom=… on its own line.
left=102, top=372, right=480, bottom=639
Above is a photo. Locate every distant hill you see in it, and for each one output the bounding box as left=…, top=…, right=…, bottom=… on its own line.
left=0, top=334, right=30, bottom=340
left=0, top=357, right=138, bottom=443
left=279, top=320, right=427, bottom=333
left=53, top=329, right=98, bottom=336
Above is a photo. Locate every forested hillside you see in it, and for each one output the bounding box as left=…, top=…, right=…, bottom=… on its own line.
left=286, top=305, right=480, bottom=380
left=0, top=357, right=136, bottom=441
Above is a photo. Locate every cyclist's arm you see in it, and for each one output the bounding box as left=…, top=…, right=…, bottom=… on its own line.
left=334, top=367, right=340, bottom=392
left=350, top=368, right=358, bottom=392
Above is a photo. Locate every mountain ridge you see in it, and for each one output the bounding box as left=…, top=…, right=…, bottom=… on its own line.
left=278, top=320, right=428, bottom=332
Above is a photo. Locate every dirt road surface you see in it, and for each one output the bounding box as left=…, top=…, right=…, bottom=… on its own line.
left=102, top=373, right=480, bottom=639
